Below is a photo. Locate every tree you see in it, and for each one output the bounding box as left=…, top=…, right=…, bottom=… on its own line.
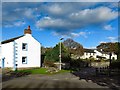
left=44, top=43, right=70, bottom=62
left=41, top=46, right=52, bottom=55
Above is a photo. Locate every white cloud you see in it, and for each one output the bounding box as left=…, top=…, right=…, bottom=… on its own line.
left=103, top=25, right=114, bottom=30
left=99, top=41, right=107, bottom=44
left=2, top=2, right=118, bottom=37
left=14, top=21, right=26, bottom=27
left=48, top=4, right=63, bottom=15
left=36, top=6, right=118, bottom=36
left=36, top=17, right=74, bottom=30
left=5, top=21, right=26, bottom=28
left=2, top=0, right=119, bottom=2
left=71, top=32, right=87, bottom=38
left=99, top=36, right=119, bottom=44
left=23, top=8, right=34, bottom=18
left=69, top=7, right=117, bottom=24
left=107, top=36, right=118, bottom=42
left=53, top=31, right=88, bottom=38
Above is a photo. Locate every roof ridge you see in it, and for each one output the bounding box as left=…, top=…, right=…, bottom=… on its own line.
left=1, top=35, right=24, bottom=44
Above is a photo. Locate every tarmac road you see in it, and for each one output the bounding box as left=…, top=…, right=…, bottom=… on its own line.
left=2, top=73, right=109, bottom=89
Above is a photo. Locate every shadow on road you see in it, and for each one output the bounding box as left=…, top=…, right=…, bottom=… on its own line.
left=2, top=71, right=31, bottom=82
left=71, top=67, right=120, bottom=90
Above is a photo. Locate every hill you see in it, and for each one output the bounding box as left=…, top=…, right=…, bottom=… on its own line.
left=63, top=38, right=84, bottom=56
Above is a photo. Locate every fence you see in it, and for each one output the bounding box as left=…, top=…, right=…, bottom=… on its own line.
left=95, top=66, right=120, bottom=76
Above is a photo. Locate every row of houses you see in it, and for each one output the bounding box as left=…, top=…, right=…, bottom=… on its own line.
left=71, top=48, right=117, bottom=60
left=0, top=26, right=117, bottom=70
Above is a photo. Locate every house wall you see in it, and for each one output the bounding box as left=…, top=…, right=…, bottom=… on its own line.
left=2, top=42, right=14, bottom=67
left=0, top=45, right=1, bottom=67
left=15, top=34, right=41, bottom=68
left=111, top=53, right=117, bottom=60
left=81, top=50, right=117, bottom=60
left=81, top=52, right=96, bottom=59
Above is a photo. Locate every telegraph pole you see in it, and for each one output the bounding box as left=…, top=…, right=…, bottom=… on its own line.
left=59, top=38, right=64, bottom=70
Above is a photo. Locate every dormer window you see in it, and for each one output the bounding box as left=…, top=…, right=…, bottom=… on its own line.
left=22, top=43, right=27, bottom=51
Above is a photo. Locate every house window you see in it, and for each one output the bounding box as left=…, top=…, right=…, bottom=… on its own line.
left=22, top=43, right=27, bottom=50
left=22, top=57, right=27, bottom=64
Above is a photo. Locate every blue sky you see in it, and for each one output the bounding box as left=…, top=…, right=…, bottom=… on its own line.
left=1, top=2, right=119, bottom=48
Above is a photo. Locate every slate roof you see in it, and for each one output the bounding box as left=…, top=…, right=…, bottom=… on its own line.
left=1, top=35, right=24, bottom=44
left=84, top=49, right=95, bottom=53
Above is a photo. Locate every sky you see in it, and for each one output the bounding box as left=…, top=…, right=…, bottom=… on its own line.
left=1, top=1, right=119, bottom=48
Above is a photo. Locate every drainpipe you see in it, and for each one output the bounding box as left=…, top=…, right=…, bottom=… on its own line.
left=13, top=41, right=16, bottom=71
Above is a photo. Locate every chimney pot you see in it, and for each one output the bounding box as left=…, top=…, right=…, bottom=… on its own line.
left=28, top=25, right=30, bottom=29
left=24, top=26, right=32, bottom=34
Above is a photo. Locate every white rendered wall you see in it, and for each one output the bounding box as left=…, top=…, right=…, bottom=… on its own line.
left=0, top=45, right=2, bottom=67
left=2, top=42, right=14, bottom=67
left=81, top=50, right=117, bottom=60
left=15, top=34, right=41, bottom=68
left=111, top=53, right=117, bottom=60
left=81, top=52, right=96, bottom=59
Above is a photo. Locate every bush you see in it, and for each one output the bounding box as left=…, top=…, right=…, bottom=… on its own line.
left=44, top=60, right=57, bottom=68
left=70, top=58, right=88, bottom=69
left=46, top=67, right=59, bottom=73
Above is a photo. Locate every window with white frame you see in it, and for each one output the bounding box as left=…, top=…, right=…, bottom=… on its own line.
left=22, top=43, right=27, bottom=50
left=22, top=57, right=27, bottom=64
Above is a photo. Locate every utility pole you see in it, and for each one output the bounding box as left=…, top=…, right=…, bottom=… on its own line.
left=59, top=38, right=64, bottom=70
left=109, top=52, right=112, bottom=76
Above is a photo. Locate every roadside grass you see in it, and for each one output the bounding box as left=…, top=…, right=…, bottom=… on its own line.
left=15, top=68, right=71, bottom=75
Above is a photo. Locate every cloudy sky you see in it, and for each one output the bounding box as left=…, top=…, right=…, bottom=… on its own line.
left=2, top=1, right=119, bottom=48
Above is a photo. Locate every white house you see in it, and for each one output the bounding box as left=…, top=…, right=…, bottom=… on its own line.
left=0, top=26, right=41, bottom=70
left=81, top=49, right=117, bottom=60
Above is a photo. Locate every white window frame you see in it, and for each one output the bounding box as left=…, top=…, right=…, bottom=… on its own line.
left=22, top=43, right=28, bottom=51
left=22, top=57, right=27, bottom=64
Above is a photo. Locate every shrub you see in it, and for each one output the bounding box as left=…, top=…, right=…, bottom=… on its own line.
left=70, top=58, right=88, bottom=69
left=44, top=60, right=57, bottom=68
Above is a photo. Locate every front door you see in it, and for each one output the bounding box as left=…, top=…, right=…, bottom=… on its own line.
left=2, top=58, right=5, bottom=68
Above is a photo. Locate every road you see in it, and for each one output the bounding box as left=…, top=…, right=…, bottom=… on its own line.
left=2, top=71, right=109, bottom=89
left=2, top=68, right=120, bottom=89
left=2, top=75, right=108, bottom=88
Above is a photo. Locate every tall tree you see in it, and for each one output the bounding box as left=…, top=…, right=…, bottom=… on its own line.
left=44, top=43, right=70, bottom=62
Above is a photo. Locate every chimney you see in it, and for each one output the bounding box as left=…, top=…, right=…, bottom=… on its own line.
left=24, top=25, right=32, bottom=34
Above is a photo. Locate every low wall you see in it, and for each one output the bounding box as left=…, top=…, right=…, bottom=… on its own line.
left=91, top=62, right=110, bottom=67
left=54, top=62, right=70, bottom=69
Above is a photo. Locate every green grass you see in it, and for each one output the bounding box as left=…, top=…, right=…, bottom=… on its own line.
left=15, top=68, right=71, bottom=75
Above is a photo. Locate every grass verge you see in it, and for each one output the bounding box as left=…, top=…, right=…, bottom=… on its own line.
left=15, top=68, right=71, bottom=75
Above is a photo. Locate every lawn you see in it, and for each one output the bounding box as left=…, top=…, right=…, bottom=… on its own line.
left=15, top=68, right=71, bottom=75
